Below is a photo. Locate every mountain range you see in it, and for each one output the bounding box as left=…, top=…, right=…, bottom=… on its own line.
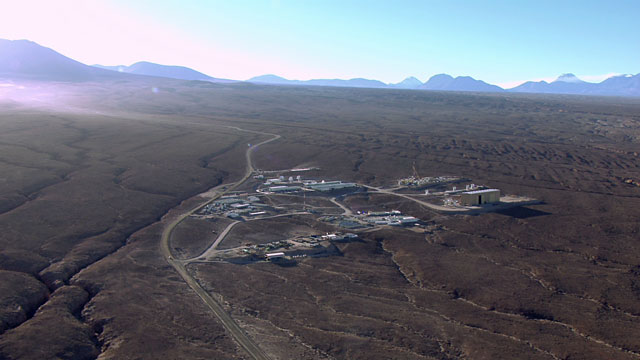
left=417, top=74, right=503, bottom=92
left=509, top=73, right=640, bottom=96
left=93, top=62, right=233, bottom=83
left=1, top=39, right=638, bottom=97
left=0, top=39, right=120, bottom=81
left=248, top=72, right=639, bottom=96
left=248, top=74, right=388, bottom=88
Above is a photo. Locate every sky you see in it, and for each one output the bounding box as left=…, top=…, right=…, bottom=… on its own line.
left=0, top=0, right=638, bottom=87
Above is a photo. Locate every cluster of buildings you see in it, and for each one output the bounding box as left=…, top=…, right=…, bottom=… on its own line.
left=321, top=211, right=419, bottom=229
left=263, top=175, right=302, bottom=185
left=261, top=177, right=358, bottom=194
left=360, top=210, right=419, bottom=226
left=318, top=233, right=358, bottom=241
left=241, top=232, right=360, bottom=262
left=398, top=175, right=460, bottom=187
left=199, top=195, right=267, bottom=220
left=243, top=240, right=291, bottom=254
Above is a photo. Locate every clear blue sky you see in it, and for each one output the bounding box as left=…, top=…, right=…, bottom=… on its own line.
left=1, top=0, right=638, bottom=87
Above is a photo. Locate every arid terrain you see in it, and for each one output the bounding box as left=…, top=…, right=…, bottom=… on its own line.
left=1, top=77, right=640, bottom=359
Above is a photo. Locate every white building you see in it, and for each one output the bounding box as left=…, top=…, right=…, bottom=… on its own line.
left=305, top=181, right=357, bottom=192
left=268, top=185, right=302, bottom=193
left=459, top=189, right=500, bottom=206
left=266, top=252, right=285, bottom=260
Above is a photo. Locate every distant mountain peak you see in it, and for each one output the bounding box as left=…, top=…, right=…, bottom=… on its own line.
left=430, top=73, right=454, bottom=80
left=554, top=73, right=584, bottom=83
left=392, top=76, right=423, bottom=89
left=420, top=73, right=503, bottom=92
left=247, top=74, right=290, bottom=83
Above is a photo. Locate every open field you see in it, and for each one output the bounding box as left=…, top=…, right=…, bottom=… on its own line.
left=170, top=216, right=234, bottom=259
left=1, top=77, right=639, bottom=359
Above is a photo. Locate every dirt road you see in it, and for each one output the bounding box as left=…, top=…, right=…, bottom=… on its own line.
left=160, top=126, right=280, bottom=360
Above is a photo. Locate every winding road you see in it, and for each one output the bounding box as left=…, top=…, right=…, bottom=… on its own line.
left=328, top=197, right=353, bottom=216
left=160, top=126, right=280, bottom=360
left=190, top=211, right=311, bottom=262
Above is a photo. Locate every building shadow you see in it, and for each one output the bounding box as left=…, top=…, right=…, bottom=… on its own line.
left=495, top=206, right=551, bottom=219
left=271, top=258, right=298, bottom=267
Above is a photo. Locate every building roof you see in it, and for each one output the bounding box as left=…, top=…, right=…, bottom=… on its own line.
left=215, top=198, right=243, bottom=204
left=463, top=188, right=500, bottom=195
left=306, top=181, right=356, bottom=189
left=268, top=185, right=301, bottom=191
left=266, top=252, right=285, bottom=257
left=230, top=203, right=249, bottom=208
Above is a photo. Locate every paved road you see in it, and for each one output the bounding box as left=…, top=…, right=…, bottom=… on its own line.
left=196, top=220, right=241, bottom=260
left=160, top=126, right=280, bottom=360
left=329, top=197, right=353, bottom=216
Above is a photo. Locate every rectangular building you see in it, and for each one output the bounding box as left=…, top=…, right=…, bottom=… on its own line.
left=459, top=189, right=500, bottom=206
left=306, top=181, right=357, bottom=192
left=268, top=185, right=302, bottom=193
left=266, top=252, right=285, bottom=260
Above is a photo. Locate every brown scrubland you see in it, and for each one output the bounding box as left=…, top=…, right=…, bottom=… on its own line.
left=1, top=78, right=639, bottom=359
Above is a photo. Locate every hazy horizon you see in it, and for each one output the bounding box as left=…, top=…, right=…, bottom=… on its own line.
left=1, top=0, right=638, bottom=87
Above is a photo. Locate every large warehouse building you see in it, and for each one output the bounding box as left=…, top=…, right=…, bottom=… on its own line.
left=268, top=185, right=302, bottom=193
left=459, top=188, right=500, bottom=206
left=305, top=181, right=357, bottom=192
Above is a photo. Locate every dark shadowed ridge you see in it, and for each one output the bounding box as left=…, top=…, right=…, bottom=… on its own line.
left=93, top=61, right=235, bottom=83
left=0, top=39, right=124, bottom=82
left=420, top=74, right=504, bottom=92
